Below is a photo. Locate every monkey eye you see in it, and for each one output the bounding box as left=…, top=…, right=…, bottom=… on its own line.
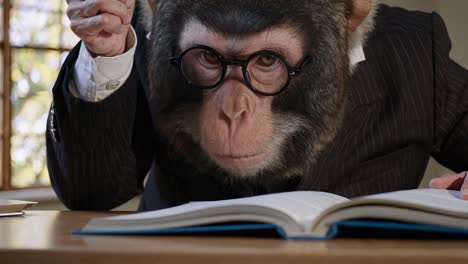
left=256, top=54, right=279, bottom=67
left=202, top=51, right=221, bottom=65
left=171, top=44, right=309, bottom=96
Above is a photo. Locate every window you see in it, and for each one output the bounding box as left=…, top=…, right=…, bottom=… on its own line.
left=1, top=0, right=79, bottom=190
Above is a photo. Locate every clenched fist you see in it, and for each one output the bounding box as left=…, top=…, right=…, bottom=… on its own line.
left=66, top=0, right=136, bottom=57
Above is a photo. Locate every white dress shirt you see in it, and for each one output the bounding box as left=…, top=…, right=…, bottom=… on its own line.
left=70, top=26, right=138, bottom=102
left=71, top=27, right=366, bottom=102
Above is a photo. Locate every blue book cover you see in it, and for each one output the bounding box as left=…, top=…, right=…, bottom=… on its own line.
left=73, top=220, right=468, bottom=240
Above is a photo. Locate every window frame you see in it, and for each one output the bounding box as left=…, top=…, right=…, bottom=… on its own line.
left=1, top=1, right=73, bottom=191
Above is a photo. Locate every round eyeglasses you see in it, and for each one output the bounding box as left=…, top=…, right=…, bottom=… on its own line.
left=170, top=45, right=310, bottom=96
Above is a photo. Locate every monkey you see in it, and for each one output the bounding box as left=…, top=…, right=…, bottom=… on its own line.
left=149, top=0, right=357, bottom=189
left=48, top=0, right=468, bottom=211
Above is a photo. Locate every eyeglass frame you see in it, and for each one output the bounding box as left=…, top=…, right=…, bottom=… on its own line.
left=169, top=45, right=310, bottom=96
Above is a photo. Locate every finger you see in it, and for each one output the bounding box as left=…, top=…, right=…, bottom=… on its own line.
left=118, top=0, right=136, bottom=24
left=429, top=172, right=466, bottom=190
left=106, top=0, right=136, bottom=24
left=460, top=172, right=468, bottom=200
left=118, top=0, right=134, bottom=6
left=71, top=14, right=126, bottom=37
left=69, top=0, right=130, bottom=25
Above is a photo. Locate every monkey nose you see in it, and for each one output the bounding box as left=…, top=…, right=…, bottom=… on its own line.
left=220, top=100, right=249, bottom=127
left=218, top=83, right=253, bottom=124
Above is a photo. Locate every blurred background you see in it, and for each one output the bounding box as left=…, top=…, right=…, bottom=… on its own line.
left=0, top=1, right=79, bottom=209
left=0, top=0, right=466, bottom=210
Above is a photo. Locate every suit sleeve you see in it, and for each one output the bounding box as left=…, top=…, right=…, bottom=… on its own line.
left=46, top=42, right=155, bottom=210
left=431, top=13, right=468, bottom=172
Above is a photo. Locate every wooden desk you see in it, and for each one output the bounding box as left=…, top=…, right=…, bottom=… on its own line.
left=1, top=211, right=468, bottom=264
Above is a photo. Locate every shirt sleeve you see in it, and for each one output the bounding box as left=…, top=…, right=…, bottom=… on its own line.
left=71, top=26, right=138, bottom=102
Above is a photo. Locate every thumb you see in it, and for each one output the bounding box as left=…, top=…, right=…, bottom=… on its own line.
left=429, top=172, right=465, bottom=190
left=461, top=172, right=468, bottom=200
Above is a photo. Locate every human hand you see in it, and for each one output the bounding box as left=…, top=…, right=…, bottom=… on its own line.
left=429, top=171, right=468, bottom=200
left=66, top=0, right=135, bottom=57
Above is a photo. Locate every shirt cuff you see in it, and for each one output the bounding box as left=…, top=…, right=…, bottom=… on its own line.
left=72, top=26, right=138, bottom=102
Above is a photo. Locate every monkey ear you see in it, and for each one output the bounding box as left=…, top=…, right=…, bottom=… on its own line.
left=348, top=0, right=373, bottom=32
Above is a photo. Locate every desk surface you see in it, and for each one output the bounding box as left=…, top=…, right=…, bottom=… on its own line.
left=1, top=210, right=468, bottom=264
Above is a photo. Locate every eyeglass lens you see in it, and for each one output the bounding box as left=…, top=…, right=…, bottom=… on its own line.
left=179, top=47, right=289, bottom=94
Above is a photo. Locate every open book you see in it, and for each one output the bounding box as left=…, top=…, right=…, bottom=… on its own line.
left=74, top=189, right=468, bottom=239
left=0, top=199, right=37, bottom=217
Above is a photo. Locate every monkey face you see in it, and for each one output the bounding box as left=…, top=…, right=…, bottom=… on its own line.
left=177, top=21, right=309, bottom=176
left=149, top=0, right=352, bottom=180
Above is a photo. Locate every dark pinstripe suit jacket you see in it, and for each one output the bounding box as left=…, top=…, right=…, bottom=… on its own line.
left=47, top=5, right=468, bottom=211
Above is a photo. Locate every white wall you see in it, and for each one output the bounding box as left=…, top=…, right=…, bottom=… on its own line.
left=379, top=0, right=468, bottom=186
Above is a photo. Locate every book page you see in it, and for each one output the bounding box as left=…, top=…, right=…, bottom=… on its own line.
left=104, top=191, right=349, bottom=224
left=204, top=191, right=350, bottom=223
left=354, top=189, right=468, bottom=217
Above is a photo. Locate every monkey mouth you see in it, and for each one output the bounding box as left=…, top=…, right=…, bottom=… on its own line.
left=213, top=152, right=267, bottom=166
left=216, top=153, right=262, bottom=159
